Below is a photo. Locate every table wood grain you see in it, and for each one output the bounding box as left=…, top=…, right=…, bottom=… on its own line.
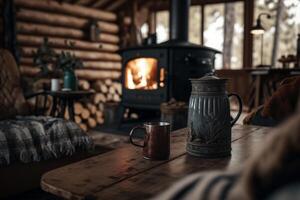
left=41, top=125, right=270, bottom=200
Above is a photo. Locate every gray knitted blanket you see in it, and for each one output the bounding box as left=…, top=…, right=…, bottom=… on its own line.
left=0, top=116, right=93, bottom=165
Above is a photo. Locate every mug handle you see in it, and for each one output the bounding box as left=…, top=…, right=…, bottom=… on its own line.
left=228, top=93, right=243, bottom=126
left=129, top=126, right=146, bottom=148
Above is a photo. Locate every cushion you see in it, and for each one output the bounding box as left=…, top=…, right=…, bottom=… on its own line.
left=0, top=49, right=29, bottom=120
left=261, top=76, right=300, bottom=122
left=243, top=76, right=300, bottom=126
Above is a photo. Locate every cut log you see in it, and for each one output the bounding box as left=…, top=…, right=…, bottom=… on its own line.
left=98, top=103, right=104, bottom=111
left=100, top=85, right=108, bottom=93
left=92, top=80, right=103, bottom=92
left=87, top=117, right=97, bottom=128
left=83, top=61, right=121, bottom=70
left=19, top=65, right=40, bottom=76
left=74, top=115, right=82, bottom=124
left=81, top=108, right=90, bottom=119
left=92, top=0, right=111, bottom=8
left=20, top=47, right=121, bottom=61
left=16, top=9, right=119, bottom=33
left=113, top=94, right=121, bottom=102
left=95, top=110, right=103, bottom=118
left=64, top=111, right=70, bottom=120
left=106, top=93, right=113, bottom=102
left=114, top=83, right=122, bottom=94
left=93, top=93, right=106, bottom=104
left=87, top=103, right=97, bottom=115
left=15, top=0, right=117, bottom=21
left=79, top=123, right=88, bottom=132
left=96, top=116, right=104, bottom=125
left=98, top=33, right=119, bottom=44
left=18, top=66, right=119, bottom=82
left=75, top=69, right=121, bottom=80
left=77, top=0, right=95, bottom=6
left=104, top=79, right=112, bottom=86
left=17, top=22, right=119, bottom=43
left=92, top=81, right=109, bottom=93
left=108, top=86, right=115, bottom=95
left=78, top=80, right=90, bottom=90
left=17, top=22, right=84, bottom=39
left=17, top=35, right=119, bottom=52
left=74, top=102, right=84, bottom=115
left=20, top=57, right=121, bottom=70
left=20, top=57, right=33, bottom=65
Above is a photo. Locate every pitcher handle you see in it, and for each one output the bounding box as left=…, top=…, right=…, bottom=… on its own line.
left=228, top=93, right=243, bottom=126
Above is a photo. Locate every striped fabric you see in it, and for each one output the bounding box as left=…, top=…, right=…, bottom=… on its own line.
left=153, top=171, right=239, bottom=200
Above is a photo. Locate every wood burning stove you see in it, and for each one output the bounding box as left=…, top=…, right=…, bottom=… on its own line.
left=120, top=0, right=220, bottom=110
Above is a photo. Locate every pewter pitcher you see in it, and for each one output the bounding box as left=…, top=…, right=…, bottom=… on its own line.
left=187, top=75, right=242, bottom=158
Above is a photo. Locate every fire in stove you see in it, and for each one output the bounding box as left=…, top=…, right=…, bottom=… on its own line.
left=125, top=58, right=158, bottom=90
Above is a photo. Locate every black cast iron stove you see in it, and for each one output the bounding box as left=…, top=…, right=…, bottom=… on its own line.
left=120, top=0, right=220, bottom=110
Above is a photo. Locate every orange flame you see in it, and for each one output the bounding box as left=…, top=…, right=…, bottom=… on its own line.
left=125, top=58, right=158, bottom=90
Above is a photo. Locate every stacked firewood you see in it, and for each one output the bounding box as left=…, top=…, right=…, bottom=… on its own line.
left=73, top=79, right=122, bottom=131
left=14, top=0, right=123, bottom=131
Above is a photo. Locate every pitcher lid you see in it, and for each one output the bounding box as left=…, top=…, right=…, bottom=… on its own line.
left=190, top=74, right=227, bottom=82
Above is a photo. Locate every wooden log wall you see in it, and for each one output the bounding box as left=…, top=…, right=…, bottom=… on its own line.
left=0, top=0, right=3, bottom=48
left=14, top=0, right=122, bottom=131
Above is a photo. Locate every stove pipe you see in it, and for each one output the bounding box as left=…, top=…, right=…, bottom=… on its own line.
left=169, top=0, right=190, bottom=42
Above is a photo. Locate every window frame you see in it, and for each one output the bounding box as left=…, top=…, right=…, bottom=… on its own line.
left=153, top=0, right=254, bottom=69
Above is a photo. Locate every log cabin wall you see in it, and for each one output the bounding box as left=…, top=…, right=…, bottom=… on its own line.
left=14, top=0, right=122, bottom=131
left=0, top=0, right=3, bottom=48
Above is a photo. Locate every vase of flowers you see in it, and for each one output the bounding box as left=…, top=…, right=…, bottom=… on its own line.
left=56, top=51, right=83, bottom=91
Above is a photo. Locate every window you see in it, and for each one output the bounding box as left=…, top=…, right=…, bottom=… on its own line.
left=253, top=0, right=300, bottom=67
left=155, top=2, right=244, bottom=69
left=156, top=11, right=169, bottom=43
left=203, top=2, right=244, bottom=69
left=189, top=6, right=202, bottom=44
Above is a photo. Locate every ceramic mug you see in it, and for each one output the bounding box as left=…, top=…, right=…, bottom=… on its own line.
left=129, top=122, right=170, bottom=160
left=51, top=79, right=60, bottom=91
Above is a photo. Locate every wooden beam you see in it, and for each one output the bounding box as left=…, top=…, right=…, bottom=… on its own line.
left=200, top=5, right=204, bottom=45
left=20, top=47, right=122, bottom=61
left=16, top=9, right=119, bottom=33
left=106, top=0, right=127, bottom=11
left=243, top=0, right=254, bottom=68
left=14, top=0, right=117, bottom=21
left=148, top=11, right=156, bottom=35
left=75, top=0, right=96, bottom=6
left=92, top=0, right=111, bottom=8
left=148, top=0, right=243, bottom=11
left=16, top=22, right=119, bottom=43
left=17, top=35, right=119, bottom=52
left=3, top=0, right=18, bottom=62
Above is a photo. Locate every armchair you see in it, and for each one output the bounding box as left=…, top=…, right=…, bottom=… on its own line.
left=0, top=49, right=105, bottom=198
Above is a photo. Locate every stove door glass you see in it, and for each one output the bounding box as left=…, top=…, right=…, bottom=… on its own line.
left=125, top=58, right=159, bottom=90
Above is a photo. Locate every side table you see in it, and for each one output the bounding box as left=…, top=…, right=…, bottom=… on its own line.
left=47, top=91, right=94, bottom=121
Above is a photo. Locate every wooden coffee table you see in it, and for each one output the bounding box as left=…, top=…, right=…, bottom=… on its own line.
left=41, top=125, right=270, bottom=200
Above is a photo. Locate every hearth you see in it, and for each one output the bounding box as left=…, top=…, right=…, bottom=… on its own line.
left=120, top=0, right=220, bottom=111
